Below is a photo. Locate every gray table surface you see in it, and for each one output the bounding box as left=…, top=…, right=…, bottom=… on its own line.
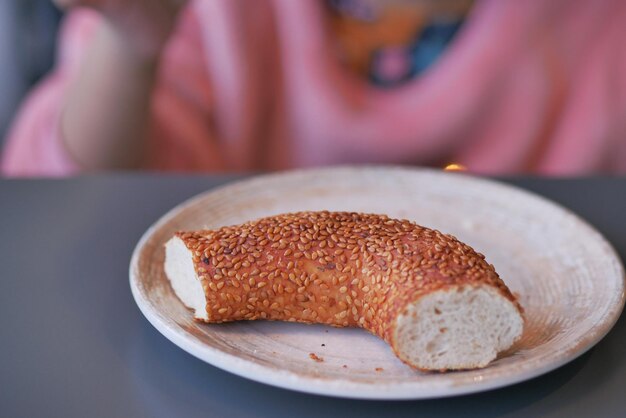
left=1, top=174, right=625, bottom=418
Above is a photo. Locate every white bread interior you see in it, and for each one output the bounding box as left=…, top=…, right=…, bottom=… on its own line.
left=393, top=285, right=523, bottom=370
left=165, top=236, right=208, bottom=320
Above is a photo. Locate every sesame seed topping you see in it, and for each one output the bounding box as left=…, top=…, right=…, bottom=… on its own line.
left=179, top=211, right=519, bottom=342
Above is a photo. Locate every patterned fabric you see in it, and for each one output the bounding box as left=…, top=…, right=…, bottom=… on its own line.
left=327, top=0, right=472, bottom=86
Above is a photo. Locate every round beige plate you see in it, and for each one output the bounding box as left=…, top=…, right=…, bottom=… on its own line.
left=130, top=166, right=625, bottom=399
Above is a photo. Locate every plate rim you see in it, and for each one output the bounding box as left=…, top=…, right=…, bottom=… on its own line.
left=129, top=165, right=626, bottom=400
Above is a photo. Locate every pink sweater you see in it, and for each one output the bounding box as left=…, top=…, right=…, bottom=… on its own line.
left=3, top=0, right=626, bottom=176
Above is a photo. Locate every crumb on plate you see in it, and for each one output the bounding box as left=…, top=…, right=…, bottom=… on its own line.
left=309, top=353, right=324, bottom=362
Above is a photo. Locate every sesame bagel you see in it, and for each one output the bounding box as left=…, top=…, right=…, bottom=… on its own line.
left=164, top=211, right=524, bottom=371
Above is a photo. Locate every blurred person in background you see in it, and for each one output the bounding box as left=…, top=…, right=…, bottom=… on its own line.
left=2, top=0, right=626, bottom=177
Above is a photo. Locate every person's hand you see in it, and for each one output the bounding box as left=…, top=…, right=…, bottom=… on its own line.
left=54, top=0, right=188, bottom=60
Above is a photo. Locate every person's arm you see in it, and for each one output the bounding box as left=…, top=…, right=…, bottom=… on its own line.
left=60, top=22, right=156, bottom=169
left=55, top=0, right=186, bottom=170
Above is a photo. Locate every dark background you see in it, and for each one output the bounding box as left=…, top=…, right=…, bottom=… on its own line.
left=0, top=1, right=62, bottom=145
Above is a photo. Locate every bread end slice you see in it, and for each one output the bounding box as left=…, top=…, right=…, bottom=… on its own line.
left=164, top=236, right=208, bottom=321
left=392, top=285, right=524, bottom=371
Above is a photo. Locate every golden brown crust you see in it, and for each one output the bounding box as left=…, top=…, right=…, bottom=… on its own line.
left=175, top=211, right=522, bottom=352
